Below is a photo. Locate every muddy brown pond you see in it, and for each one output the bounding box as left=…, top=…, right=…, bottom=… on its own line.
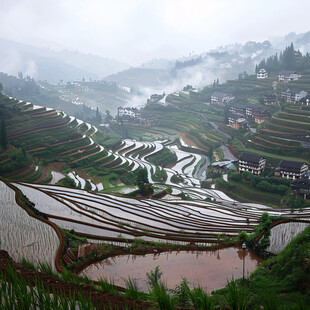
left=80, top=246, right=263, bottom=292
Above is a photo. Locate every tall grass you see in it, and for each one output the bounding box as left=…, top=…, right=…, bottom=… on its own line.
left=189, top=286, right=214, bottom=310
left=38, top=261, right=54, bottom=276
left=224, top=278, right=248, bottom=310
left=21, top=257, right=36, bottom=271
left=262, top=294, right=279, bottom=310
left=146, top=265, right=162, bottom=290
left=0, top=265, right=96, bottom=309
left=123, top=276, right=140, bottom=300
left=149, top=281, right=177, bottom=310
left=174, top=278, right=191, bottom=308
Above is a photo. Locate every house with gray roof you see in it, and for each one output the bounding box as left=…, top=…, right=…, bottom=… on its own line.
left=211, top=91, right=234, bottom=105
left=281, top=88, right=308, bottom=103
left=275, top=160, right=308, bottom=180
left=291, top=177, right=310, bottom=199
left=278, top=70, right=301, bottom=82
left=238, top=152, right=266, bottom=175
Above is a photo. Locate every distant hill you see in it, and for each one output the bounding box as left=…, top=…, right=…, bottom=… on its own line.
left=104, top=67, right=172, bottom=89
left=0, top=73, right=133, bottom=118
left=0, top=38, right=129, bottom=84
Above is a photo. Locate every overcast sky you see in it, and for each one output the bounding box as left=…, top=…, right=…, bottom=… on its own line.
left=1, top=0, right=310, bottom=66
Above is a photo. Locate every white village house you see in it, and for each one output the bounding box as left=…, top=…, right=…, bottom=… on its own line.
left=117, top=107, right=140, bottom=118
left=257, top=68, right=268, bottom=79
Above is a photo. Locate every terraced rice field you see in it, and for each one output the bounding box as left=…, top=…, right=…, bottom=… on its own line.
left=2, top=98, right=211, bottom=188
left=0, top=181, right=60, bottom=272
left=12, top=183, right=310, bottom=246
left=264, top=110, right=310, bottom=136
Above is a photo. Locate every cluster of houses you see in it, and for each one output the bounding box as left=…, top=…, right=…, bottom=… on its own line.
left=257, top=68, right=301, bottom=82
left=257, top=67, right=304, bottom=84
left=278, top=70, right=301, bottom=83
left=211, top=68, right=307, bottom=129
left=237, top=152, right=310, bottom=199
left=212, top=153, right=310, bottom=199
left=281, top=88, right=309, bottom=104
left=117, top=106, right=158, bottom=126
left=227, top=103, right=271, bottom=129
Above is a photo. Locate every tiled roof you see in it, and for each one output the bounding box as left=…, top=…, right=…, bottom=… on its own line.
left=279, top=160, right=306, bottom=169
left=239, top=152, right=264, bottom=163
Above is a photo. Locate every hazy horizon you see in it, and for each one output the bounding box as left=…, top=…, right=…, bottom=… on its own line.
left=1, top=0, right=310, bottom=67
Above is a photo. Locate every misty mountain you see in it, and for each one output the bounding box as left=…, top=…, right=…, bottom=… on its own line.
left=104, top=67, right=172, bottom=89
left=139, top=58, right=176, bottom=70
left=269, top=31, right=310, bottom=54
left=0, top=38, right=129, bottom=84
left=106, top=33, right=310, bottom=91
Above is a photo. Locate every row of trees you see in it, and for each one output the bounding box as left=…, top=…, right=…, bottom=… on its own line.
left=230, top=171, right=290, bottom=195
left=256, top=43, right=310, bottom=73
left=74, top=104, right=102, bottom=125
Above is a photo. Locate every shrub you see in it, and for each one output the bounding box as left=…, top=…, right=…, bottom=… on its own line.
left=229, top=172, right=241, bottom=182
left=146, top=266, right=162, bottom=290
left=173, top=278, right=190, bottom=307
left=238, top=231, right=248, bottom=242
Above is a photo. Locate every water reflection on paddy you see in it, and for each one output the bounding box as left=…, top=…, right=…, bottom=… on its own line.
left=80, top=246, right=263, bottom=292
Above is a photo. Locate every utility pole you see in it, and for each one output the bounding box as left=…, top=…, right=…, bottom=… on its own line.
left=242, top=242, right=246, bottom=281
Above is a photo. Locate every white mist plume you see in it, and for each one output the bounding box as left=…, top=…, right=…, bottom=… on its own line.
left=125, top=55, right=243, bottom=109
left=24, top=59, right=38, bottom=78
left=2, top=48, right=23, bottom=75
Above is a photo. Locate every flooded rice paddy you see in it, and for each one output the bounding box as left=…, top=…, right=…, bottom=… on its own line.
left=0, top=181, right=60, bottom=272
left=80, top=246, right=263, bottom=292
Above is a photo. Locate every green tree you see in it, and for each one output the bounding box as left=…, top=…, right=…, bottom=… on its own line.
left=105, top=109, right=111, bottom=123
left=95, top=107, right=102, bottom=123
left=0, top=119, right=8, bottom=149
left=137, top=168, right=150, bottom=196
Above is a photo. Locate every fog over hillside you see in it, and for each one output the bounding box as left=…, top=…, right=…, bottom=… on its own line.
left=0, top=38, right=129, bottom=83
left=1, top=0, right=310, bottom=113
